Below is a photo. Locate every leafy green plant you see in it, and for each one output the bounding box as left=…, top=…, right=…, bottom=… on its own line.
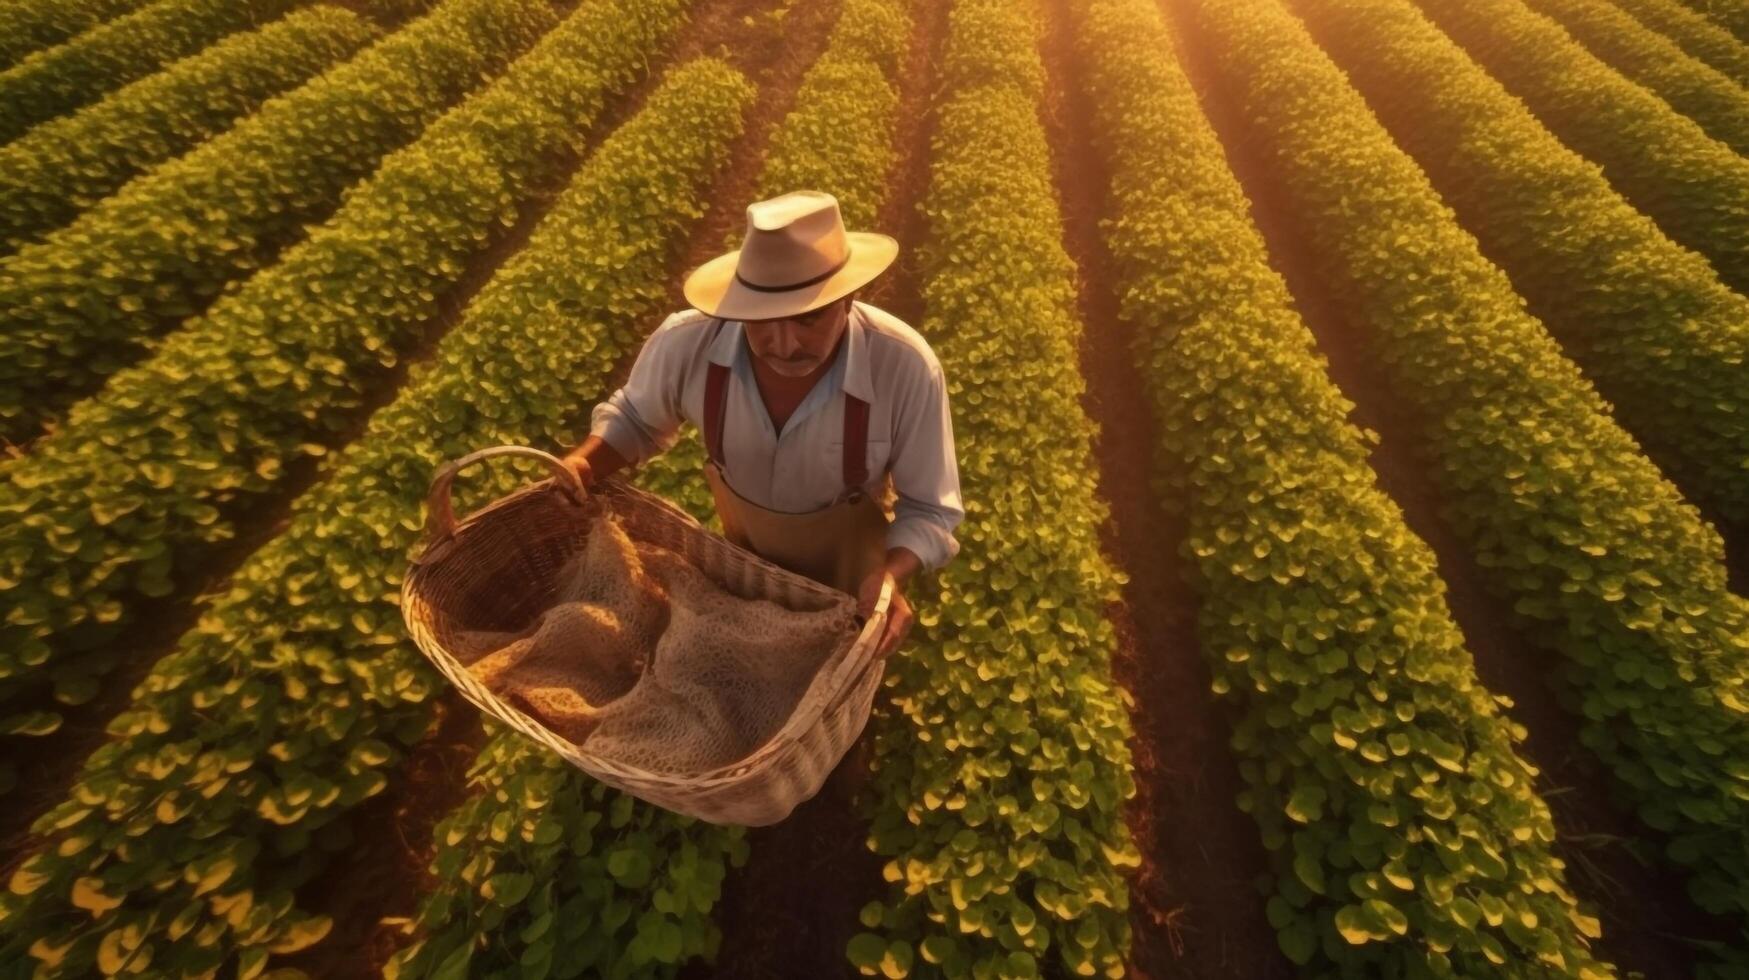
left=0, top=0, right=152, bottom=72
left=1287, top=0, right=1749, bottom=532
left=1406, top=0, right=1749, bottom=297
left=1522, top=0, right=1749, bottom=155
left=0, top=0, right=555, bottom=441
left=0, top=0, right=686, bottom=790
left=1610, top=0, right=1749, bottom=85
left=1069, top=0, right=1613, bottom=973
left=352, top=0, right=439, bottom=20
left=1676, top=0, right=1749, bottom=44
left=0, top=0, right=298, bottom=143
left=0, top=6, right=378, bottom=254
left=1187, top=0, right=1749, bottom=949
left=389, top=727, right=749, bottom=980
left=848, top=1, right=1140, bottom=977
left=0, top=49, right=752, bottom=980
left=752, top=0, right=911, bottom=219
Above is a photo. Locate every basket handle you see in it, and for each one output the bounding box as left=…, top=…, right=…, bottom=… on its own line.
left=424, top=446, right=585, bottom=540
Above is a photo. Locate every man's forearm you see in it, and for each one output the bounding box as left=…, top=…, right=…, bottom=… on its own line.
left=884, top=546, right=922, bottom=586
left=567, top=434, right=631, bottom=483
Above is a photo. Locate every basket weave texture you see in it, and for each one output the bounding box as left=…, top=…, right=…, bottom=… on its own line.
left=401, top=447, right=890, bottom=826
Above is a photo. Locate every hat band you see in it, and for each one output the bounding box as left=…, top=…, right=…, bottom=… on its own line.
left=733, top=247, right=852, bottom=293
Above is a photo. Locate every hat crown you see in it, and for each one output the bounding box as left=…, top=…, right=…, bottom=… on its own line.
left=735, top=191, right=850, bottom=290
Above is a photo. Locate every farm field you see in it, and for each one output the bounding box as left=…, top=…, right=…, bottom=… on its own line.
left=2, top=0, right=1748, bottom=976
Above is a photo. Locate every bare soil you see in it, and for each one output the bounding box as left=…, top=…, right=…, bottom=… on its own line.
left=1035, top=3, right=1293, bottom=978
left=1158, top=0, right=1736, bottom=972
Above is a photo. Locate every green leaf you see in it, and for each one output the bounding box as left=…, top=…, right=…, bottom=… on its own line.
left=1334, top=904, right=1377, bottom=945
left=848, top=932, right=886, bottom=975
left=483, top=872, right=533, bottom=907
left=431, top=938, right=474, bottom=980
left=267, top=915, right=333, bottom=954
left=1292, top=852, right=1325, bottom=895
left=1277, top=917, right=1317, bottom=965
left=0, top=711, right=61, bottom=737
left=1364, top=898, right=1409, bottom=937
left=606, top=848, right=651, bottom=889
left=880, top=939, right=915, bottom=978
left=1284, top=785, right=1324, bottom=824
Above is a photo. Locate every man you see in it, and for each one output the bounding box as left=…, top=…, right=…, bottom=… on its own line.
left=562, top=189, right=963, bottom=706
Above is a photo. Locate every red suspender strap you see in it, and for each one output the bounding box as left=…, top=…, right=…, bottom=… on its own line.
left=703, top=318, right=729, bottom=467
left=842, top=393, right=869, bottom=491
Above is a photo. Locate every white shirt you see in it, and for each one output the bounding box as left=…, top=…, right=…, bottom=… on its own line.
left=589, top=301, right=964, bottom=572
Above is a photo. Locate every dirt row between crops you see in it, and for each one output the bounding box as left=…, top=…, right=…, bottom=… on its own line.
left=1034, top=4, right=1295, bottom=979
left=268, top=0, right=855, bottom=974
left=1157, top=0, right=1737, bottom=973
left=676, top=1, right=949, bottom=976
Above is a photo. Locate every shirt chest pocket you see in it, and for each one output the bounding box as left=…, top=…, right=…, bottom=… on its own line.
left=825, top=438, right=892, bottom=487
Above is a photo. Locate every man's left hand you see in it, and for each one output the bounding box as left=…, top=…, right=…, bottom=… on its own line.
left=858, top=569, right=913, bottom=660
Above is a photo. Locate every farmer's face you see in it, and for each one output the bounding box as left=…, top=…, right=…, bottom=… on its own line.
left=743, top=297, right=851, bottom=377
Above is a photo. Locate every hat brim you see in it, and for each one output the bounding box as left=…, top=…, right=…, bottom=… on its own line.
left=682, top=232, right=898, bottom=321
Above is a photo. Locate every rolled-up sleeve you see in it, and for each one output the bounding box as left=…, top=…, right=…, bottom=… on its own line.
left=589, top=312, right=691, bottom=466
left=886, top=359, right=963, bottom=572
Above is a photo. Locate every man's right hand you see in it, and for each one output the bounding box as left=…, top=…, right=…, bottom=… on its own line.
left=561, top=449, right=595, bottom=491
left=561, top=434, right=631, bottom=492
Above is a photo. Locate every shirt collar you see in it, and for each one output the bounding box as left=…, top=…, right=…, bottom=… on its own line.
left=703, top=302, right=877, bottom=403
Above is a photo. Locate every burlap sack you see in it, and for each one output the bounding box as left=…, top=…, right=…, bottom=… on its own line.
left=451, top=511, right=854, bottom=773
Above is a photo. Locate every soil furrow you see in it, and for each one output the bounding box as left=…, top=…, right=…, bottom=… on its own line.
left=1035, top=2, right=1290, bottom=977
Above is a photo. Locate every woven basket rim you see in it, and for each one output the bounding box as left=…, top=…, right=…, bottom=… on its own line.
left=401, top=465, right=889, bottom=793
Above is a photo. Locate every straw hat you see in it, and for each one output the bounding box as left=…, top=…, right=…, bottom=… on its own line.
left=683, top=190, right=898, bottom=322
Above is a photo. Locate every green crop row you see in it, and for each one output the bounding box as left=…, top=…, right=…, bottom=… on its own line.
left=1068, top=0, right=1611, bottom=973
left=354, top=0, right=439, bottom=20
left=752, top=0, right=911, bottom=221
left=387, top=725, right=750, bottom=980
left=1611, top=0, right=1749, bottom=84
left=1189, top=0, right=1749, bottom=946
left=1287, top=0, right=1749, bottom=532
left=1406, top=0, right=1749, bottom=299
left=396, top=0, right=923, bottom=971
left=0, top=0, right=152, bottom=72
left=0, top=6, right=378, bottom=255
left=1525, top=0, right=1749, bottom=156
left=0, top=0, right=298, bottom=144
left=0, top=50, right=753, bottom=980
left=1614, top=0, right=1749, bottom=83
left=0, top=0, right=685, bottom=794
left=1678, top=0, right=1749, bottom=44
left=849, top=1, right=1139, bottom=977
left=0, top=0, right=553, bottom=443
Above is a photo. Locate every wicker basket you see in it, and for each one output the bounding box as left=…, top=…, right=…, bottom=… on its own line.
left=401, top=446, right=891, bottom=827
